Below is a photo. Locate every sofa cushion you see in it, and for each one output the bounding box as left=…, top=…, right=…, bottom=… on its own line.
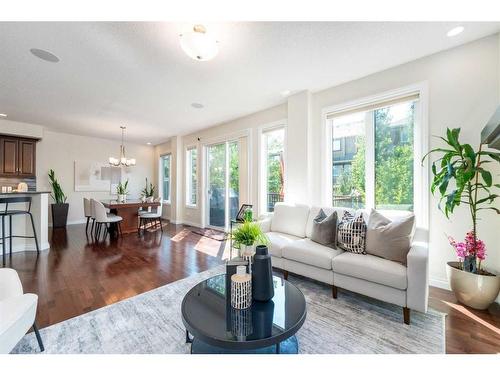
left=271, top=203, right=310, bottom=238
left=306, top=206, right=350, bottom=238
left=310, top=209, right=337, bottom=248
left=337, top=211, right=367, bottom=254
left=266, top=232, right=302, bottom=258
left=332, top=252, right=407, bottom=290
left=283, top=238, right=343, bottom=270
left=365, top=209, right=415, bottom=265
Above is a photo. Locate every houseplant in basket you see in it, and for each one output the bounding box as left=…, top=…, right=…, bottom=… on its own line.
left=48, top=169, right=68, bottom=228
left=141, top=178, right=155, bottom=202
left=423, top=128, right=500, bottom=309
left=231, top=220, right=269, bottom=258
left=116, top=179, right=129, bottom=203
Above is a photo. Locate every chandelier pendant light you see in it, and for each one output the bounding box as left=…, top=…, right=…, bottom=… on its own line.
left=109, top=126, right=136, bottom=167
left=180, top=24, right=219, bottom=61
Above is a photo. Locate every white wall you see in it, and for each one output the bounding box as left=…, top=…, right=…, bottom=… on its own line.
left=36, top=129, right=155, bottom=224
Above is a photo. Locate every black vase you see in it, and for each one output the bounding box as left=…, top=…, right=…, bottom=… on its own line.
left=252, top=245, right=274, bottom=301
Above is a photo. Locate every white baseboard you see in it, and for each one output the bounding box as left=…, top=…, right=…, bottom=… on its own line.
left=178, top=220, right=202, bottom=228
left=429, top=276, right=451, bottom=291
left=9, top=241, right=50, bottom=253
left=48, top=218, right=87, bottom=227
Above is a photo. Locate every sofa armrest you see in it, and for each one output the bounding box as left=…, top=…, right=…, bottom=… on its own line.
left=256, top=214, right=273, bottom=233
left=406, top=242, right=429, bottom=313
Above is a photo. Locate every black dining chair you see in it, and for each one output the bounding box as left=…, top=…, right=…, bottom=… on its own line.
left=0, top=196, right=40, bottom=267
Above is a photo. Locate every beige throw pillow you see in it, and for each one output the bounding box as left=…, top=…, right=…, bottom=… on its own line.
left=365, top=209, right=415, bottom=264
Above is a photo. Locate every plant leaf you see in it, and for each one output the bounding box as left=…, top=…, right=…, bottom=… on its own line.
left=480, top=169, right=492, bottom=187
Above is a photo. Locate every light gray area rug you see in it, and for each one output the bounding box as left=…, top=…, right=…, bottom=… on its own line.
left=13, top=266, right=445, bottom=354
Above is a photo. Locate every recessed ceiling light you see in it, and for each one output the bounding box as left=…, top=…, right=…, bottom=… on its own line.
left=146, top=142, right=152, bottom=145
left=0, top=113, right=7, bottom=118
left=30, top=48, right=60, bottom=63
left=447, top=26, right=464, bottom=37
left=191, top=103, right=204, bottom=109
left=280, top=90, right=291, bottom=97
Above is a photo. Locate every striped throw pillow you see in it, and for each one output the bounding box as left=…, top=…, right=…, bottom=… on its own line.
left=337, top=211, right=367, bottom=254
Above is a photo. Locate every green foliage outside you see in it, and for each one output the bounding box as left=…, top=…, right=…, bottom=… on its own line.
left=334, top=104, right=415, bottom=210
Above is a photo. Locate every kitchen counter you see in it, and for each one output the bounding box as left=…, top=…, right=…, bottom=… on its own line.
left=0, top=191, right=50, bottom=255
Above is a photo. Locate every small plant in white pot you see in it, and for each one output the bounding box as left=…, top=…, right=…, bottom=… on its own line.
left=423, top=128, right=500, bottom=309
left=231, top=220, right=269, bottom=258
left=116, top=179, right=129, bottom=203
left=141, top=178, right=155, bottom=203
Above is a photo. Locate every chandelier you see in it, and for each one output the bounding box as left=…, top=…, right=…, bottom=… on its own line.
left=109, top=126, right=136, bottom=167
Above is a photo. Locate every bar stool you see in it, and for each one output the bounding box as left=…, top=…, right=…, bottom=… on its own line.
left=0, top=197, right=40, bottom=267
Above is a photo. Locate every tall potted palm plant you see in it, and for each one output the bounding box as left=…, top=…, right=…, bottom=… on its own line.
left=48, top=169, right=68, bottom=228
left=423, top=128, right=500, bottom=309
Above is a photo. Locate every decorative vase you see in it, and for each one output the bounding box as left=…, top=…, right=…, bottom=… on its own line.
left=231, top=266, right=252, bottom=310
left=252, top=245, right=274, bottom=302
left=117, top=194, right=127, bottom=203
left=446, top=261, right=500, bottom=310
left=251, top=300, right=274, bottom=339
left=147, top=196, right=154, bottom=203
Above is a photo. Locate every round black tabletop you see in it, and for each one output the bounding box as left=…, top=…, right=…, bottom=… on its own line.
left=181, top=273, right=307, bottom=352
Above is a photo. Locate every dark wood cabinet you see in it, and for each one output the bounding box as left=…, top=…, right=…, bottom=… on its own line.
left=0, top=136, right=37, bottom=177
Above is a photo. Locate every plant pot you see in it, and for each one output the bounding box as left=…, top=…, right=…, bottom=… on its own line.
left=239, top=244, right=255, bottom=258
left=117, top=194, right=127, bottom=203
left=51, top=203, right=69, bottom=228
left=146, top=196, right=154, bottom=203
left=446, top=261, right=500, bottom=310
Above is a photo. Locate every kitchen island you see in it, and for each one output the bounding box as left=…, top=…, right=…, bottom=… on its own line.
left=0, top=191, right=50, bottom=257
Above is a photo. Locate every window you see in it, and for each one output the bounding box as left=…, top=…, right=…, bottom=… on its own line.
left=262, top=127, right=285, bottom=212
left=327, top=93, right=419, bottom=211
left=186, top=147, right=198, bottom=206
left=161, top=154, right=171, bottom=203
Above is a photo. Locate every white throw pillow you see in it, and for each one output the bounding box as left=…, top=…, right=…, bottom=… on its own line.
left=271, top=203, right=310, bottom=238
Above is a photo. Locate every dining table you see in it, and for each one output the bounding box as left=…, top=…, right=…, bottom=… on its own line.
left=101, top=199, right=160, bottom=235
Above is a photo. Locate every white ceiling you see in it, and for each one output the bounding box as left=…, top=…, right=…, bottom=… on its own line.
left=1, top=22, right=499, bottom=144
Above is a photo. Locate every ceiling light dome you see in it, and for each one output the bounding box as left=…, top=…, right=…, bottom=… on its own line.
left=180, top=24, right=219, bottom=61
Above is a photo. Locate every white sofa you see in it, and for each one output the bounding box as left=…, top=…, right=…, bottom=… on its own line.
left=0, top=268, right=44, bottom=353
left=258, top=203, right=429, bottom=324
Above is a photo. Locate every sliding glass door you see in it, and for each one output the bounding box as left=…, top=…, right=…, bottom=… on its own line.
left=206, top=140, right=239, bottom=229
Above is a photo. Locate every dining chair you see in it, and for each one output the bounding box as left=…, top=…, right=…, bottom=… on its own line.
left=0, top=268, right=44, bottom=353
left=83, top=198, right=92, bottom=233
left=138, top=197, right=163, bottom=235
left=92, top=200, right=123, bottom=240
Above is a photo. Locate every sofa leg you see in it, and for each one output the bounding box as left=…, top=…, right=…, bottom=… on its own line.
left=332, top=285, right=338, bottom=299
left=33, top=322, right=45, bottom=352
left=403, top=307, right=410, bottom=325
left=283, top=270, right=288, bottom=280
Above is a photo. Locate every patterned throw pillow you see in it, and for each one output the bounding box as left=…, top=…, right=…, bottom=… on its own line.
left=337, top=211, right=367, bottom=254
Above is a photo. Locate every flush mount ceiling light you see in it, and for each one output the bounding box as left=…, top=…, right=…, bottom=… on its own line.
left=447, top=26, right=465, bottom=37
left=0, top=113, right=7, bottom=118
left=109, top=126, right=136, bottom=167
left=191, top=102, right=204, bottom=109
left=30, top=48, right=60, bottom=63
left=180, top=24, right=219, bottom=61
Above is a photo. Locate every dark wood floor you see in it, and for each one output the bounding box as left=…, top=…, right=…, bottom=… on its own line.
left=3, top=222, right=499, bottom=354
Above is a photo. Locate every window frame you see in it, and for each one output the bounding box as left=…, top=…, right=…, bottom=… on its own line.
left=321, top=83, right=429, bottom=229
left=160, top=153, right=172, bottom=204
left=185, top=146, right=198, bottom=208
left=258, top=120, right=287, bottom=216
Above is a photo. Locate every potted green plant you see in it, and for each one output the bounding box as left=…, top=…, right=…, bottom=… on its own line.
left=48, top=169, right=68, bottom=228
left=116, top=179, right=129, bottom=203
left=141, top=178, right=155, bottom=203
left=231, top=220, right=269, bottom=257
left=423, top=128, right=500, bottom=309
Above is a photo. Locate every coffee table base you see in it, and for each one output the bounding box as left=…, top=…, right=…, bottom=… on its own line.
left=190, top=336, right=298, bottom=354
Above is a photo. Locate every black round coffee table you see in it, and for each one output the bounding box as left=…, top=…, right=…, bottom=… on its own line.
left=181, top=273, right=307, bottom=354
